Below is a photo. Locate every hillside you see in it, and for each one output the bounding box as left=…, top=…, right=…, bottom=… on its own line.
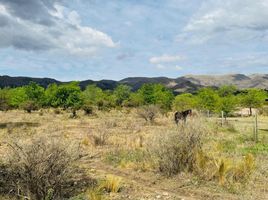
left=1, top=74, right=268, bottom=93
left=183, top=74, right=268, bottom=89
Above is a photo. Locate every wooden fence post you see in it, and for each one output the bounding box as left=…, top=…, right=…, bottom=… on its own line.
left=254, top=113, right=258, bottom=142
left=221, top=111, right=224, bottom=127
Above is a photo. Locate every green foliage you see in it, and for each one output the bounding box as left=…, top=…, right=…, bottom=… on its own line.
left=137, top=83, right=174, bottom=110
left=24, top=82, right=45, bottom=105
left=113, top=84, right=131, bottom=106
left=173, top=93, right=197, bottom=111
left=217, top=95, right=238, bottom=117
left=44, top=83, right=58, bottom=107
left=239, top=89, right=266, bottom=115
left=242, top=143, right=268, bottom=155
left=197, top=88, right=220, bottom=112
left=53, top=82, right=82, bottom=110
left=82, top=85, right=105, bottom=106
left=126, top=92, right=144, bottom=107
left=8, top=87, right=28, bottom=108
left=218, top=85, right=237, bottom=97
left=3, top=81, right=266, bottom=116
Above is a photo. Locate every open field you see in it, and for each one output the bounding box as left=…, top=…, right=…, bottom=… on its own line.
left=0, top=109, right=267, bottom=200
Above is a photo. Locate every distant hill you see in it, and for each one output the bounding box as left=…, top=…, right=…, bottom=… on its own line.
left=183, top=74, right=268, bottom=89
left=0, top=75, right=119, bottom=91
left=1, top=74, right=268, bottom=94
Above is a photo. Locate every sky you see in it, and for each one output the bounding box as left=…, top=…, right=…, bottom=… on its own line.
left=0, top=0, right=268, bottom=81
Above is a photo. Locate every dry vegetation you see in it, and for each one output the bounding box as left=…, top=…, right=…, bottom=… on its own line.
left=0, top=108, right=267, bottom=199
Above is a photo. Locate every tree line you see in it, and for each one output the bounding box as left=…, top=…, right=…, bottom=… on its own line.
left=0, top=82, right=267, bottom=117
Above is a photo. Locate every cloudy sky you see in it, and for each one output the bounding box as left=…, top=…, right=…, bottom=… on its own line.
left=0, top=0, right=268, bottom=81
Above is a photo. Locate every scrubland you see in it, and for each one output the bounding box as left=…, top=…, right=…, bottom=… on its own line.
left=0, top=109, right=267, bottom=200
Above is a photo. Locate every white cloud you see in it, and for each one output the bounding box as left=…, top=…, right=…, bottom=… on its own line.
left=174, top=65, right=183, bottom=71
left=0, top=0, right=116, bottom=56
left=149, top=54, right=185, bottom=64
left=178, top=0, right=268, bottom=44
left=155, top=64, right=183, bottom=71
left=222, top=53, right=268, bottom=68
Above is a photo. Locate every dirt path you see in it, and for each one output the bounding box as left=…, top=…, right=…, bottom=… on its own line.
left=81, top=157, right=238, bottom=200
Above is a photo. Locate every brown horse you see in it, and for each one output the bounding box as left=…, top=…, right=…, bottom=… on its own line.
left=174, top=109, right=192, bottom=125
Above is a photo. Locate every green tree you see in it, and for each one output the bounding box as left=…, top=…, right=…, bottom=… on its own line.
left=137, top=84, right=174, bottom=110
left=82, top=85, right=105, bottom=107
left=217, top=86, right=238, bottom=117
left=125, top=92, right=144, bottom=107
left=197, top=88, right=220, bottom=113
left=218, top=85, right=237, bottom=97
left=113, top=85, right=131, bottom=106
left=8, top=87, right=28, bottom=108
left=53, top=82, right=82, bottom=117
left=44, top=83, right=59, bottom=107
left=217, top=95, right=237, bottom=118
left=24, top=82, right=45, bottom=105
left=173, top=93, right=197, bottom=111
left=239, top=89, right=266, bottom=116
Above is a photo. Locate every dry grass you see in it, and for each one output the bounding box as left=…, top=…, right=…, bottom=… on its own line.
left=0, top=109, right=267, bottom=199
left=100, top=175, right=122, bottom=193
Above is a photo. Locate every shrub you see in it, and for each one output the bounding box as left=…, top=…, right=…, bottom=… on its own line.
left=137, top=105, right=160, bottom=123
left=21, top=100, right=39, bottom=113
left=83, top=105, right=93, bottom=115
left=2, top=137, right=95, bottom=199
left=150, top=120, right=204, bottom=176
left=92, top=131, right=109, bottom=146
left=54, top=108, right=61, bottom=114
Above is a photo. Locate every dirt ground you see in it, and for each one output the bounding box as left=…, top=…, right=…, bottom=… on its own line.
left=0, top=109, right=267, bottom=200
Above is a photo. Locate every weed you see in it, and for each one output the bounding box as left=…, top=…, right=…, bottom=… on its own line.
left=241, top=143, right=268, bottom=155
left=100, top=175, right=122, bottom=193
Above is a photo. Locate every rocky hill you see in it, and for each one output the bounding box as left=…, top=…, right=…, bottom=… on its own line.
left=1, top=74, right=268, bottom=94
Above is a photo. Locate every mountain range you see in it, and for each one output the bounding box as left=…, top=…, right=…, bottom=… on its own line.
left=1, top=74, right=268, bottom=94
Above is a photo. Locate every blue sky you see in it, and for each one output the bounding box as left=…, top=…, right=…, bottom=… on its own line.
left=0, top=0, right=268, bottom=81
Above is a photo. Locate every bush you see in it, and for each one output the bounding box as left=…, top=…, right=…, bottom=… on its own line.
left=137, top=105, right=160, bottom=123
left=83, top=105, right=93, bottom=115
left=54, top=108, right=61, bottom=114
left=1, top=137, right=95, bottom=199
left=21, top=100, right=39, bottom=113
left=150, top=120, right=204, bottom=176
